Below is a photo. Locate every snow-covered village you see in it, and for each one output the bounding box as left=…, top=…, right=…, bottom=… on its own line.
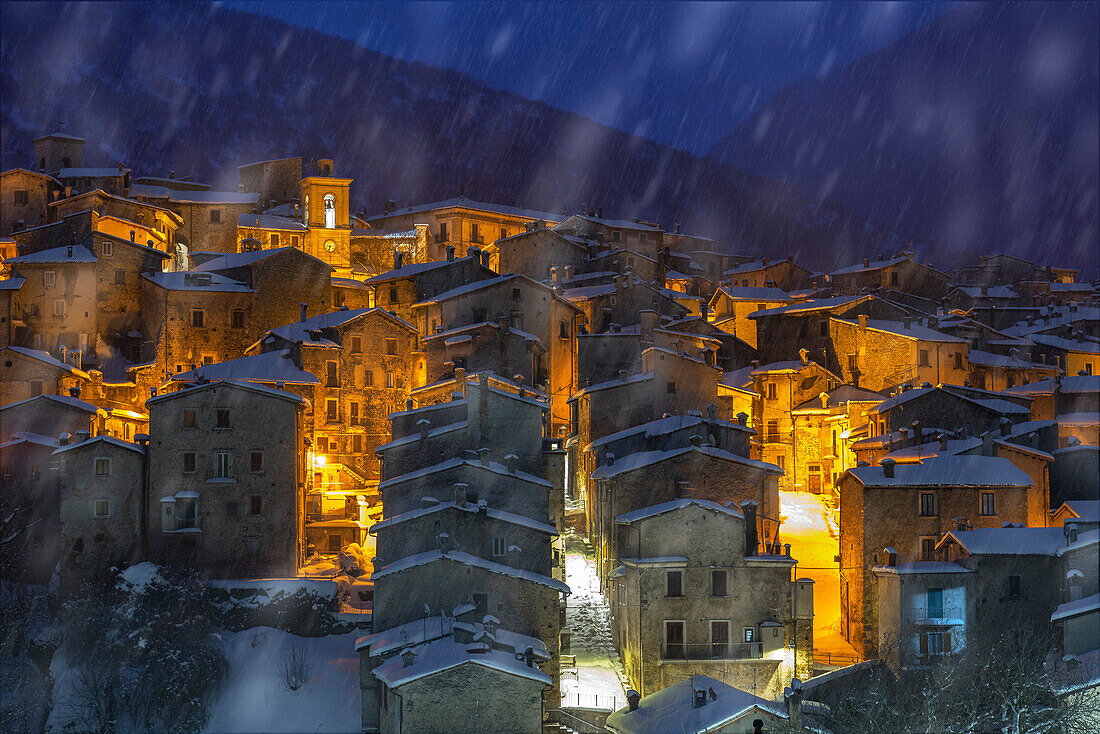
left=1, top=2, right=1098, bottom=733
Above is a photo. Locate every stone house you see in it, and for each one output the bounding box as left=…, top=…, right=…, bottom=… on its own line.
left=562, top=276, right=690, bottom=336
left=0, top=346, right=89, bottom=405
left=609, top=499, right=812, bottom=697
left=145, top=380, right=307, bottom=576
left=363, top=197, right=563, bottom=263
left=0, top=431, right=61, bottom=582
left=32, top=131, right=87, bottom=176
left=356, top=616, right=553, bottom=734
left=421, top=320, right=545, bottom=389
left=235, top=212, right=308, bottom=255
left=56, top=167, right=130, bottom=197
left=1050, top=528, right=1100, bottom=658
left=1, top=169, right=61, bottom=235
left=722, top=256, right=813, bottom=292
left=131, top=186, right=259, bottom=253
left=582, top=246, right=662, bottom=284
left=590, top=447, right=783, bottom=588
left=943, top=285, right=1021, bottom=313
left=790, top=385, right=885, bottom=497
left=553, top=214, right=664, bottom=258
left=237, top=157, right=303, bottom=206
left=360, top=250, right=495, bottom=326
left=708, top=286, right=793, bottom=349
left=49, top=189, right=182, bottom=249
left=0, top=392, right=105, bottom=443
left=826, top=254, right=949, bottom=298
left=748, top=357, right=843, bottom=490
left=838, top=455, right=1034, bottom=657
left=1028, top=332, right=1099, bottom=378
left=966, top=349, right=1061, bottom=391
left=481, top=223, right=587, bottom=280
left=866, top=384, right=1032, bottom=440
left=412, top=273, right=582, bottom=433
left=575, top=312, right=723, bottom=385
left=55, top=435, right=145, bottom=581
left=870, top=559, right=976, bottom=670
left=829, top=316, right=970, bottom=391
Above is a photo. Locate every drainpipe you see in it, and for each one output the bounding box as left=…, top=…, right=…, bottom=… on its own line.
left=136, top=433, right=151, bottom=558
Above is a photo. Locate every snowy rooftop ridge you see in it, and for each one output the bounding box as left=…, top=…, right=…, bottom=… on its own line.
left=371, top=549, right=569, bottom=593
left=616, top=498, right=744, bottom=525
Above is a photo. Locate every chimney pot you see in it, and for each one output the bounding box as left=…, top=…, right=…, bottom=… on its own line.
left=300, top=302, right=308, bottom=322
left=626, top=689, right=641, bottom=712
left=454, top=483, right=468, bottom=508
left=882, top=458, right=896, bottom=478
left=478, top=447, right=491, bottom=466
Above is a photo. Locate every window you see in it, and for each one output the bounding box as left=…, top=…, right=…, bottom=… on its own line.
left=215, top=450, right=231, bottom=478
left=385, top=371, right=394, bottom=388
left=776, top=454, right=785, bottom=472
left=919, top=349, right=931, bottom=367
left=710, top=620, right=729, bottom=657
left=291, top=235, right=299, bottom=247
left=208, top=208, right=221, bottom=224
left=1007, top=575, right=1021, bottom=598
left=216, top=408, right=230, bottom=428
left=470, top=222, right=480, bottom=242
left=926, top=588, right=944, bottom=618
left=13, top=189, right=28, bottom=206
left=44, top=270, right=56, bottom=287
left=350, top=336, right=362, bottom=353
left=499, top=227, right=507, bottom=240
left=891, top=271, right=899, bottom=286
left=612, top=231, right=621, bottom=242
left=711, top=570, right=727, bottom=597
left=385, top=338, right=397, bottom=355
left=510, top=311, right=523, bottom=330
left=512, top=287, right=522, bottom=300
left=249, top=495, right=262, bottom=515
left=350, top=401, right=360, bottom=425
left=53, top=299, right=65, bottom=317
left=560, top=321, right=570, bottom=340
left=191, top=309, right=205, bottom=328
left=666, top=381, right=677, bottom=394
left=231, top=310, right=245, bottom=329
left=31, top=465, right=41, bottom=481
left=387, top=286, right=398, bottom=304
left=980, top=492, right=995, bottom=516
left=94, top=458, right=110, bottom=476
left=102, top=240, right=113, bottom=256
left=249, top=451, right=263, bottom=472
left=492, top=536, right=507, bottom=557
left=30, top=380, right=43, bottom=397
left=920, top=631, right=952, bottom=656
left=953, top=352, right=963, bottom=370
left=820, top=320, right=828, bottom=337
left=326, top=361, right=339, bottom=387
left=248, top=536, right=261, bottom=552
left=666, top=570, right=683, bottom=597
left=183, top=409, right=197, bottom=428
left=664, top=621, right=684, bottom=658
left=114, top=269, right=125, bottom=285
left=767, top=383, right=777, bottom=400
left=766, top=420, right=780, bottom=443
left=326, top=399, right=338, bottom=422
left=225, top=500, right=239, bottom=517
left=94, top=500, right=109, bottom=517
left=439, top=222, right=448, bottom=241
left=920, top=537, right=937, bottom=561
left=270, top=232, right=280, bottom=248
left=743, top=627, right=756, bottom=643
left=182, top=452, right=196, bottom=473
left=364, top=369, right=374, bottom=387
left=351, top=434, right=363, bottom=453
left=919, top=492, right=937, bottom=517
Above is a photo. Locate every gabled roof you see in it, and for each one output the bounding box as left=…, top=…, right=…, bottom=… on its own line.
left=846, top=455, right=1032, bottom=488
left=750, top=295, right=867, bottom=319
left=584, top=414, right=751, bottom=453
left=937, top=527, right=1068, bottom=556
left=171, top=350, right=318, bottom=385
left=793, top=385, right=886, bottom=411
left=129, top=184, right=258, bottom=205
left=372, top=549, right=570, bottom=593
left=871, top=385, right=1030, bottom=416
left=616, top=498, right=743, bottom=525
left=141, top=271, right=253, bottom=293
left=1028, top=333, right=1100, bottom=354
left=567, top=213, right=662, bottom=232
left=266, top=307, right=415, bottom=347
left=6, top=244, right=96, bottom=264
left=376, top=455, right=551, bottom=491
left=713, top=286, right=792, bottom=301
left=364, top=197, right=562, bottom=223
left=53, top=435, right=145, bottom=456
left=833, top=318, right=968, bottom=343
left=0, top=392, right=103, bottom=416
left=192, top=246, right=328, bottom=271
left=0, top=347, right=89, bottom=377
left=146, top=379, right=307, bottom=407
left=412, top=273, right=582, bottom=312
left=0, top=431, right=62, bottom=451
left=360, top=255, right=482, bottom=285
left=591, top=445, right=781, bottom=480
left=1, top=167, right=61, bottom=184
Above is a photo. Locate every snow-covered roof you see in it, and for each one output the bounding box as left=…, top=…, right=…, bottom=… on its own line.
left=1, top=346, right=89, bottom=377
left=53, top=434, right=144, bottom=456
left=616, top=498, right=743, bottom=525
left=58, top=167, right=126, bottom=177
left=372, top=549, right=570, bottom=593
left=422, top=320, right=543, bottom=348
left=605, top=674, right=791, bottom=734
left=948, top=285, right=1019, bottom=299
left=1052, top=593, right=1100, bottom=623
left=0, top=392, right=102, bottom=415
left=831, top=255, right=911, bottom=275
left=793, top=385, right=885, bottom=411
left=1028, top=334, right=1100, bottom=354
left=374, top=421, right=469, bottom=452
left=364, top=196, right=562, bottom=223
left=236, top=212, right=307, bottom=231
left=33, top=131, right=86, bottom=142
left=847, top=455, right=1032, bottom=488
left=871, top=386, right=1030, bottom=416
left=361, top=257, right=474, bottom=284
left=749, top=295, right=865, bottom=319
left=376, top=455, right=551, bottom=491
left=571, top=372, right=655, bottom=399
left=967, top=350, right=1057, bottom=370
left=872, top=561, right=973, bottom=575
left=1058, top=529, right=1100, bottom=556
left=370, top=501, right=557, bottom=536
left=171, top=350, right=318, bottom=385
left=142, top=271, right=252, bottom=292
left=591, top=445, right=782, bottom=480
left=146, top=379, right=307, bottom=407
left=5, top=244, right=96, bottom=264
left=1055, top=500, right=1100, bottom=522
left=0, top=431, right=62, bottom=450
left=356, top=615, right=550, bottom=661
left=0, top=277, right=26, bottom=290
left=937, top=527, right=1068, bottom=556
left=1057, top=412, right=1100, bottom=426
left=716, top=286, right=791, bottom=301
left=585, top=414, right=750, bottom=453
left=570, top=213, right=662, bottom=232
left=266, top=307, right=413, bottom=347
left=192, top=246, right=327, bottom=272
left=561, top=283, right=618, bottom=301
left=834, top=317, right=967, bottom=343
left=129, top=184, right=258, bottom=204
left=413, top=273, right=581, bottom=312
left=370, top=628, right=551, bottom=689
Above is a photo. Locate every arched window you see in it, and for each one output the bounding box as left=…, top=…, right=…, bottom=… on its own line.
left=324, top=194, right=335, bottom=229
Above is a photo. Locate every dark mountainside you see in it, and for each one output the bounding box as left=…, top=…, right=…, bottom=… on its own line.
left=1, top=2, right=912, bottom=270
left=710, top=2, right=1099, bottom=273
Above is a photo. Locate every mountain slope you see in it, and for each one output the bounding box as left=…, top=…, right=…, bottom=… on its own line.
left=1, top=1, right=910, bottom=270
left=710, top=2, right=1098, bottom=271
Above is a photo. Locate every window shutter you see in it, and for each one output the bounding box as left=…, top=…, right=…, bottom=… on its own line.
left=919, top=634, right=928, bottom=655
left=943, top=632, right=952, bottom=653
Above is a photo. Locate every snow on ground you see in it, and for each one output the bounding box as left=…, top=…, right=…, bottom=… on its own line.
left=779, top=490, right=860, bottom=663
left=562, top=533, right=627, bottom=710
left=119, top=561, right=161, bottom=589
left=203, top=627, right=361, bottom=733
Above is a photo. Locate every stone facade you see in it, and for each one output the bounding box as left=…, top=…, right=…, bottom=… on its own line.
left=0, top=346, right=88, bottom=405
left=238, top=157, right=302, bottom=206
left=1, top=169, right=60, bottom=235
left=483, top=225, right=586, bottom=281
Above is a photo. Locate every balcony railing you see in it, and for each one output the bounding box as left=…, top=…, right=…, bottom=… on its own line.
left=661, top=642, right=763, bottom=661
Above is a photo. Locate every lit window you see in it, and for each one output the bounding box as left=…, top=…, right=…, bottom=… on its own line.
left=94, top=458, right=110, bottom=476
left=386, top=372, right=394, bottom=388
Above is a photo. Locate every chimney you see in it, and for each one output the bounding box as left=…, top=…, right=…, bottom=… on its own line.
left=982, top=431, right=994, bottom=456
left=885, top=546, right=898, bottom=566
left=504, top=453, right=518, bottom=474
left=417, top=418, right=432, bottom=441
left=626, top=689, right=641, bottom=712
left=618, top=370, right=629, bottom=383
left=454, top=483, right=468, bottom=508
left=478, top=447, right=491, bottom=466
left=999, top=417, right=1011, bottom=437
left=68, top=385, right=80, bottom=398
left=858, top=314, right=868, bottom=331
left=605, top=451, right=615, bottom=467
left=300, top=302, right=308, bottom=322
left=706, top=403, right=717, bottom=421
left=673, top=223, right=680, bottom=234
left=394, top=251, right=404, bottom=270
left=445, top=245, right=456, bottom=261
left=1065, top=522, right=1079, bottom=545
left=58, top=432, right=71, bottom=446
left=692, top=688, right=708, bottom=709
left=882, top=458, right=896, bottom=478
left=903, top=316, right=912, bottom=330
left=799, top=348, right=809, bottom=366
left=864, top=258, right=870, bottom=268
left=400, top=648, right=416, bottom=668
left=741, top=501, right=758, bottom=556
left=67, top=245, right=73, bottom=258
left=736, top=412, right=748, bottom=426
left=784, top=679, right=804, bottom=730
left=819, top=392, right=829, bottom=409
left=1067, top=569, right=1084, bottom=601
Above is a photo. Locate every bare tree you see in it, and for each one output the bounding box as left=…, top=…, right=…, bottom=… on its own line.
left=283, top=639, right=314, bottom=691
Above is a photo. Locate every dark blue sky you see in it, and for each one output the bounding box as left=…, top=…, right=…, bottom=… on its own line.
left=228, top=1, right=953, bottom=156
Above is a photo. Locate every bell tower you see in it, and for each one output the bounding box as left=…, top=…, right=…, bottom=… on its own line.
left=299, top=158, right=353, bottom=269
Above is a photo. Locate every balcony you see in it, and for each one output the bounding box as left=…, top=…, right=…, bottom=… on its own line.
left=660, top=642, right=763, bottom=661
